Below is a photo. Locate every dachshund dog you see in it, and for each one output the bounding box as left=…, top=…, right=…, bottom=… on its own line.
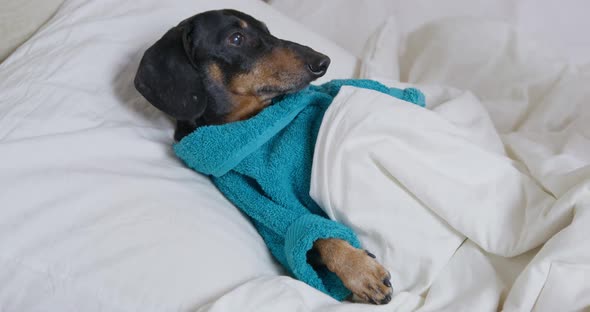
left=134, top=9, right=392, bottom=304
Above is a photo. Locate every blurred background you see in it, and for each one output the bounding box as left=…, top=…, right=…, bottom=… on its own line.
left=2, top=0, right=589, bottom=64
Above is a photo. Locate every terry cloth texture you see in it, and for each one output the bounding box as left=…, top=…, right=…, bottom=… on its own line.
left=174, top=79, right=425, bottom=300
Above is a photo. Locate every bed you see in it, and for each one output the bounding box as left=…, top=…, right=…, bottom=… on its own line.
left=0, top=0, right=588, bottom=311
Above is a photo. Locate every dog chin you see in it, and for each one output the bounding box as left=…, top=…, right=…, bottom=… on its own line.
left=258, top=81, right=311, bottom=99
left=287, top=76, right=320, bottom=93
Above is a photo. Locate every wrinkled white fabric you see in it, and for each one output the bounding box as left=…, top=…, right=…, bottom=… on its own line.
left=0, top=0, right=357, bottom=311
left=2, top=0, right=589, bottom=309
left=200, top=19, right=590, bottom=312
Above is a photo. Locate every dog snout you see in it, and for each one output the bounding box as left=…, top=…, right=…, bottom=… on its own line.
left=282, top=40, right=330, bottom=79
left=307, top=55, right=330, bottom=78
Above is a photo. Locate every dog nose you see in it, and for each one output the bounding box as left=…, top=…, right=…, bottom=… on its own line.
left=308, top=55, right=330, bottom=77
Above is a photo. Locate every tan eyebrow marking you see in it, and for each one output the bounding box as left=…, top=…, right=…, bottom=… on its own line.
left=239, top=19, right=248, bottom=28
left=207, top=63, right=223, bottom=84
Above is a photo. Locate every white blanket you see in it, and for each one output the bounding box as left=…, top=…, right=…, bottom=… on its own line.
left=198, top=19, right=590, bottom=312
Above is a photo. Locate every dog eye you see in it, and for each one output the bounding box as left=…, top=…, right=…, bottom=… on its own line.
left=228, top=32, right=244, bottom=46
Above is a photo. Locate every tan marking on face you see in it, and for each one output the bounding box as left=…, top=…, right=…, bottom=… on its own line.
left=239, top=19, right=248, bottom=28
left=314, top=238, right=393, bottom=305
left=207, top=63, right=223, bottom=84
left=224, top=47, right=305, bottom=122
left=228, top=47, right=304, bottom=97
left=224, top=94, right=270, bottom=122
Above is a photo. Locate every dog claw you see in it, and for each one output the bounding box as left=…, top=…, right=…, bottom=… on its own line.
left=365, top=250, right=376, bottom=258
left=383, top=278, right=391, bottom=288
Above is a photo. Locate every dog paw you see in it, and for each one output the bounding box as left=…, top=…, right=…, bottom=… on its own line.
left=342, top=249, right=393, bottom=304
left=314, top=239, right=393, bottom=304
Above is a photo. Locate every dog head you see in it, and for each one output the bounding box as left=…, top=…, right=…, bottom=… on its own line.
left=134, top=9, right=330, bottom=139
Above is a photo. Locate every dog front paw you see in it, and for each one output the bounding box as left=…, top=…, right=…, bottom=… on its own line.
left=314, top=239, right=393, bottom=304
left=341, top=249, right=393, bottom=305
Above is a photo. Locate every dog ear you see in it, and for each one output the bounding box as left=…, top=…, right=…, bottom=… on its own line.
left=134, top=24, right=207, bottom=121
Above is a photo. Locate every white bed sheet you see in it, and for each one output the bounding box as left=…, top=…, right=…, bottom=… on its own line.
left=2, top=0, right=589, bottom=311
left=0, top=0, right=358, bottom=311
left=269, top=0, right=590, bottom=65
left=196, top=17, right=590, bottom=312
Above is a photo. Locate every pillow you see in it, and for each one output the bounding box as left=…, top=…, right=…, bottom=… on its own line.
left=358, top=16, right=401, bottom=81
left=0, top=0, right=64, bottom=62
left=0, top=0, right=357, bottom=311
left=271, top=0, right=590, bottom=65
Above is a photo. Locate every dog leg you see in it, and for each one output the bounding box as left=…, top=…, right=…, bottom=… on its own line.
left=313, top=238, right=393, bottom=304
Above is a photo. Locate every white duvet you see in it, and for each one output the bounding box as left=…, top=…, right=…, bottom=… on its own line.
left=199, top=19, right=590, bottom=312
left=1, top=1, right=589, bottom=311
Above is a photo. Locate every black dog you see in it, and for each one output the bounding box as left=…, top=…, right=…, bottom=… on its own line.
left=134, top=9, right=392, bottom=304
left=135, top=9, right=330, bottom=141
